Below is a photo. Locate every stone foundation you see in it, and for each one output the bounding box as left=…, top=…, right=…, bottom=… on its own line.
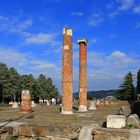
left=1, top=124, right=140, bottom=140
left=78, top=105, right=87, bottom=112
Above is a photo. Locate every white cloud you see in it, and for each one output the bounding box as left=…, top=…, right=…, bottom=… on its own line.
left=25, top=33, right=55, bottom=44
left=108, top=0, right=138, bottom=18
left=90, top=38, right=98, bottom=43
left=70, top=12, right=83, bottom=16
left=86, top=50, right=139, bottom=90
left=31, top=60, right=55, bottom=69
left=109, top=34, right=117, bottom=38
left=110, top=51, right=126, bottom=58
left=10, top=19, right=32, bottom=33
left=135, top=22, right=140, bottom=28
left=88, top=50, right=139, bottom=70
left=0, top=47, right=28, bottom=67
left=108, top=11, right=120, bottom=18
left=118, top=0, right=134, bottom=10
left=88, top=13, right=103, bottom=26
left=0, top=15, right=32, bottom=34
left=133, top=5, right=140, bottom=14
left=107, top=3, right=114, bottom=9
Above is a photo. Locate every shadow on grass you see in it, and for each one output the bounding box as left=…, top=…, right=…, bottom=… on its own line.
left=73, top=106, right=78, bottom=111
left=0, top=114, right=29, bottom=127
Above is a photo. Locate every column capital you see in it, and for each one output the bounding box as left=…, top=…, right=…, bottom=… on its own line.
left=63, top=28, right=72, bottom=36
left=77, top=38, right=88, bottom=45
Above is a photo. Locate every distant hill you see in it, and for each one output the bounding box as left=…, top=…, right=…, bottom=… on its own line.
left=73, top=89, right=119, bottom=99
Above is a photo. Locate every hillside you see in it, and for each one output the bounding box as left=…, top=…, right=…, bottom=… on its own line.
left=73, top=89, right=119, bottom=99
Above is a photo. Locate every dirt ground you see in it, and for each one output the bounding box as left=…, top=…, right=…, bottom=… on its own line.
left=0, top=101, right=129, bottom=127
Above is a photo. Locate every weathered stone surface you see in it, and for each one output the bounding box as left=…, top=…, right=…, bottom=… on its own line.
left=18, top=125, right=34, bottom=137
left=21, top=90, right=32, bottom=113
left=119, top=105, right=131, bottom=116
left=129, top=129, right=140, bottom=140
left=107, top=115, right=126, bottom=128
left=14, top=125, right=80, bottom=139
left=32, top=126, right=46, bottom=137
left=127, top=114, right=140, bottom=128
left=92, top=128, right=129, bottom=140
left=0, top=127, right=13, bottom=140
left=79, top=124, right=97, bottom=140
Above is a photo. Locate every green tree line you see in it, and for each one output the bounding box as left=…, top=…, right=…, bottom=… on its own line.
left=118, top=69, right=140, bottom=100
left=0, top=63, right=59, bottom=103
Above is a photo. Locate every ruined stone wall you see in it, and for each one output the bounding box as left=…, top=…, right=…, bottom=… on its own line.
left=1, top=125, right=140, bottom=140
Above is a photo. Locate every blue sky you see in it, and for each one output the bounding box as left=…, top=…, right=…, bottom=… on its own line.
left=0, top=0, right=140, bottom=93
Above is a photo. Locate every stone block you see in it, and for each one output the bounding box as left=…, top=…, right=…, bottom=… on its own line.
left=119, top=105, right=131, bottom=116
left=127, top=114, right=140, bottom=128
left=88, top=101, right=96, bottom=110
left=107, top=115, right=126, bottom=128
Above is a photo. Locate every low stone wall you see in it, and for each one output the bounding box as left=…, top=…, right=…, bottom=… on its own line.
left=92, top=128, right=129, bottom=140
left=0, top=125, right=80, bottom=140
left=1, top=124, right=140, bottom=140
left=92, top=127, right=140, bottom=140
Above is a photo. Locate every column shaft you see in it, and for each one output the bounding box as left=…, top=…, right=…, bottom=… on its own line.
left=78, top=39, right=87, bottom=112
left=62, top=28, right=73, bottom=114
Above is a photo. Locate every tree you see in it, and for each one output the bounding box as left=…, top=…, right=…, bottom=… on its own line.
left=119, top=71, right=134, bottom=100
left=36, top=74, right=48, bottom=99
left=0, top=62, right=59, bottom=103
left=137, top=69, right=140, bottom=95
left=0, top=63, right=10, bottom=102
left=46, top=77, right=58, bottom=98
left=36, top=75, right=59, bottom=100
left=2, top=68, right=20, bottom=101
left=19, top=74, right=37, bottom=99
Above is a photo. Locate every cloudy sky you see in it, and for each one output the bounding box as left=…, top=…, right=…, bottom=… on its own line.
left=0, top=0, right=140, bottom=93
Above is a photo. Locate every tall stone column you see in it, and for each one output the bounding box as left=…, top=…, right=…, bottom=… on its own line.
left=62, top=28, right=73, bottom=115
left=21, top=90, right=32, bottom=113
left=78, top=39, right=87, bottom=112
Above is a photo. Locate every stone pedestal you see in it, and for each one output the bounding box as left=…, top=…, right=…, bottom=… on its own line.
left=61, top=28, right=73, bottom=115
left=31, top=100, right=36, bottom=107
left=12, top=102, right=18, bottom=108
left=21, top=90, right=32, bottom=113
left=107, top=115, right=126, bottom=128
left=78, top=39, right=88, bottom=112
left=89, top=100, right=96, bottom=110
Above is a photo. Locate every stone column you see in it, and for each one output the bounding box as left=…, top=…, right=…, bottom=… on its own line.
left=21, top=90, right=32, bottom=113
left=78, top=39, right=87, bottom=112
left=62, top=28, right=73, bottom=115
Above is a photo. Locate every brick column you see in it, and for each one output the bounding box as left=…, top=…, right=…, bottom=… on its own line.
left=21, top=90, right=32, bottom=113
left=61, top=28, right=73, bottom=115
left=78, top=39, right=87, bottom=112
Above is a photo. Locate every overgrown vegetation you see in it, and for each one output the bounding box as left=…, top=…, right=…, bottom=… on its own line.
left=0, top=62, right=59, bottom=103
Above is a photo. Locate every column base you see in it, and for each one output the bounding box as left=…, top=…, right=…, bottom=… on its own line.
left=21, top=109, right=32, bottom=113
left=61, top=110, right=73, bottom=115
left=61, top=107, right=73, bottom=115
left=88, top=106, right=96, bottom=110
left=78, top=105, right=87, bottom=112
